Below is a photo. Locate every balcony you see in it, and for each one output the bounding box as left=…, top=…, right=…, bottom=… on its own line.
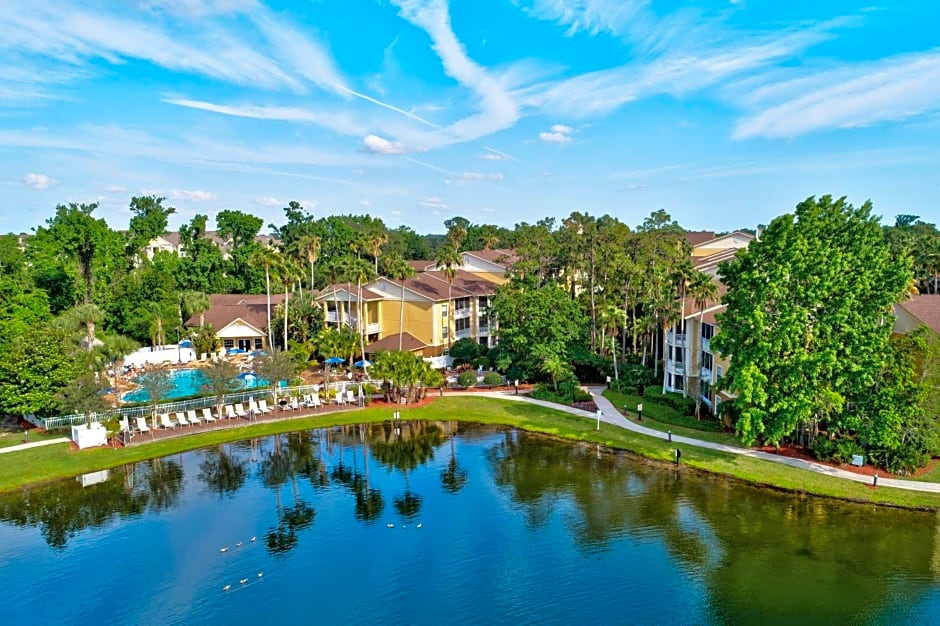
left=667, top=360, right=685, bottom=374
left=454, top=307, right=471, bottom=320
left=325, top=311, right=340, bottom=323
left=700, top=337, right=711, bottom=353
left=478, top=326, right=489, bottom=337
left=667, top=331, right=687, bottom=347
left=455, top=328, right=472, bottom=339
left=366, top=322, right=380, bottom=335
left=700, top=366, right=713, bottom=382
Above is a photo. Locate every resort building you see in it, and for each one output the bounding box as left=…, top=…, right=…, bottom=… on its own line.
left=894, top=294, right=940, bottom=336
left=144, top=231, right=277, bottom=260
left=316, top=251, right=510, bottom=358
left=662, top=232, right=754, bottom=417
left=184, top=293, right=284, bottom=352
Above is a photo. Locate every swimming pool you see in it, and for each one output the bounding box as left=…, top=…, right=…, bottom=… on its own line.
left=122, top=369, right=268, bottom=403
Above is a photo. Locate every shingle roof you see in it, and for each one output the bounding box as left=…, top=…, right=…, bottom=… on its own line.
left=464, top=249, right=517, bottom=267
left=422, top=270, right=499, bottom=296
left=686, top=231, right=716, bottom=246
left=897, top=294, right=940, bottom=334
left=365, top=332, right=426, bottom=353
left=316, top=282, right=385, bottom=301
left=185, top=293, right=285, bottom=331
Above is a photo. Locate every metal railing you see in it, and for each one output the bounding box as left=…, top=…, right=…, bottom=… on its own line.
left=36, top=379, right=379, bottom=430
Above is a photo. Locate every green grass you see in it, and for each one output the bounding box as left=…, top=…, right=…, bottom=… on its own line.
left=1, top=396, right=938, bottom=510
left=603, top=389, right=743, bottom=447
left=913, top=461, right=940, bottom=483
left=0, top=427, right=65, bottom=449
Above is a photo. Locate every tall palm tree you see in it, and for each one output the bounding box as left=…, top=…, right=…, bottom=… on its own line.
left=435, top=243, right=462, bottom=350
left=687, top=272, right=719, bottom=415
left=368, top=232, right=388, bottom=274
left=299, top=233, right=321, bottom=298
left=180, top=290, right=211, bottom=328
left=273, top=256, right=299, bottom=350
left=344, top=257, right=376, bottom=376
left=249, top=247, right=280, bottom=349
left=383, top=253, right=417, bottom=351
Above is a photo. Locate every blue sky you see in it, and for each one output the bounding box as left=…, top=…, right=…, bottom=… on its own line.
left=1, top=0, right=938, bottom=235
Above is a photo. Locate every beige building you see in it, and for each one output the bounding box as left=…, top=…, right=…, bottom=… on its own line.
left=184, top=293, right=284, bottom=352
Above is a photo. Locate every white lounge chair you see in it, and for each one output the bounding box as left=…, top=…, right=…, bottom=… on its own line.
left=136, top=417, right=151, bottom=434
left=202, top=408, right=216, bottom=423
left=301, top=394, right=312, bottom=406
left=234, top=403, right=248, bottom=418
left=225, top=405, right=237, bottom=420
left=334, top=391, right=346, bottom=405
left=288, top=397, right=300, bottom=411
left=187, top=409, right=201, bottom=424
left=248, top=400, right=260, bottom=415
left=309, top=394, right=321, bottom=409
left=258, top=400, right=273, bottom=414
left=160, top=414, right=176, bottom=429
left=119, top=418, right=132, bottom=439
left=175, top=411, right=190, bottom=426
left=346, top=389, right=357, bottom=405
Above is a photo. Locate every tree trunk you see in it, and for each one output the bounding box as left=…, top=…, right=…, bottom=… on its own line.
left=399, top=284, right=406, bottom=351
left=283, top=284, right=289, bottom=350
left=265, top=266, right=273, bottom=348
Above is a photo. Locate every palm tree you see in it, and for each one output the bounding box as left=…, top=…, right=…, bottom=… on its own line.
left=67, top=303, right=105, bottom=351
left=274, top=256, right=299, bottom=350
left=481, top=233, right=499, bottom=251
left=687, top=272, right=719, bottom=416
left=435, top=243, right=462, bottom=350
left=368, top=232, right=388, bottom=274
left=344, top=258, right=376, bottom=376
left=249, top=247, right=280, bottom=349
left=180, top=290, right=211, bottom=328
left=383, top=253, right=417, bottom=351
left=298, top=233, right=321, bottom=298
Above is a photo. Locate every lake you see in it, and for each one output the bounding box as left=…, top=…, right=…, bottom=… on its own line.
left=1, top=421, right=938, bottom=625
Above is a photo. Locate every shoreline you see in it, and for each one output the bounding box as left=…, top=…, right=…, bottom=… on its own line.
left=2, top=394, right=938, bottom=511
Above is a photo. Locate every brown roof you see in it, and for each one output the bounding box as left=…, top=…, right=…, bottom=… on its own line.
left=397, top=272, right=471, bottom=300
left=682, top=280, right=727, bottom=320
left=422, top=270, right=499, bottom=296
left=897, top=294, right=940, bottom=334
left=701, top=305, right=726, bottom=326
left=317, top=282, right=385, bottom=301
left=464, top=248, right=517, bottom=267
left=407, top=260, right=436, bottom=271
left=365, top=332, right=426, bottom=353
left=185, top=293, right=285, bottom=330
left=686, top=231, right=716, bottom=246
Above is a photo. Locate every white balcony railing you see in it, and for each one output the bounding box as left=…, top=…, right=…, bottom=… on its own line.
left=454, top=308, right=471, bottom=320
left=667, top=331, right=687, bottom=347
left=366, top=322, right=380, bottom=335
left=325, top=311, right=340, bottom=323
left=700, top=366, right=712, bottom=382
left=667, top=360, right=685, bottom=374
left=700, top=337, right=711, bottom=353
left=455, top=328, right=472, bottom=339
left=478, top=327, right=489, bottom=336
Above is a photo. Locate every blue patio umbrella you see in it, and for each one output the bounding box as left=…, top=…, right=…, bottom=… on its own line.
left=324, top=356, right=345, bottom=364
left=353, top=359, right=372, bottom=368
left=179, top=339, right=193, bottom=347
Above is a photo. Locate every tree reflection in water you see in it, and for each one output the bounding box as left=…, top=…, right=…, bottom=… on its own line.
left=198, top=444, right=247, bottom=497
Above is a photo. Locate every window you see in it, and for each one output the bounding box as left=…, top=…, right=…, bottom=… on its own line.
left=442, top=326, right=449, bottom=339
left=701, top=323, right=715, bottom=340
left=456, top=317, right=471, bottom=332
left=716, top=365, right=723, bottom=379
left=223, top=339, right=234, bottom=349
left=441, top=304, right=449, bottom=318
left=674, top=375, right=684, bottom=391
left=701, top=352, right=713, bottom=372
left=478, top=338, right=489, bottom=349
left=671, top=346, right=684, bottom=363
left=255, top=338, right=263, bottom=350
left=455, top=297, right=470, bottom=311
left=478, top=296, right=488, bottom=310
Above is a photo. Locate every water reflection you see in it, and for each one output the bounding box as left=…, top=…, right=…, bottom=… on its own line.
left=0, top=421, right=936, bottom=625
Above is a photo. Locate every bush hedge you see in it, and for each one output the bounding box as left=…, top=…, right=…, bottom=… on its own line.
left=482, top=372, right=504, bottom=386
left=457, top=370, right=478, bottom=388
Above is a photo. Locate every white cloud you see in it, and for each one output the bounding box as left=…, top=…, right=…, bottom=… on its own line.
left=419, top=196, right=447, bottom=209
left=539, top=123, right=573, bottom=143
left=479, top=153, right=507, bottom=161
left=254, top=196, right=282, bottom=207
left=23, top=172, right=56, bottom=190
left=458, top=171, right=504, bottom=181
left=165, top=98, right=367, bottom=135
left=104, top=184, right=127, bottom=192
left=168, top=189, right=214, bottom=201
left=363, top=134, right=406, bottom=154
left=359, top=199, right=372, bottom=207
left=733, top=50, right=940, bottom=139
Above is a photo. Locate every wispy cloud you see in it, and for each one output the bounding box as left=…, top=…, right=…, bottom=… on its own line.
left=363, top=134, right=406, bottom=154
left=253, top=196, right=282, bottom=206
left=458, top=171, right=504, bottom=181
left=538, top=123, right=573, bottom=143
left=23, top=172, right=56, bottom=190
left=419, top=195, right=447, bottom=208
left=164, top=98, right=368, bottom=135
left=733, top=49, right=940, bottom=138
left=481, top=146, right=518, bottom=161
left=104, top=184, right=127, bottom=192
left=168, top=189, right=214, bottom=201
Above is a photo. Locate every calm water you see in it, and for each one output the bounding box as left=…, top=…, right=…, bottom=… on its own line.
left=1, top=422, right=938, bottom=625
left=122, top=368, right=268, bottom=402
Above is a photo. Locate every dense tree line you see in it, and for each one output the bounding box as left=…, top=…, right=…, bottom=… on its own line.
left=1, top=195, right=937, bottom=473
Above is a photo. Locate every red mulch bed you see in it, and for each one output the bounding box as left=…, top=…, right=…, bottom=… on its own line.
left=755, top=444, right=937, bottom=479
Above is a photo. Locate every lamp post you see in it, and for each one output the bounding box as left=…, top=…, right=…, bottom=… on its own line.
left=637, top=403, right=643, bottom=422
left=596, top=409, right=602, bottom=431
left=611, top=336, right=619, bottom=381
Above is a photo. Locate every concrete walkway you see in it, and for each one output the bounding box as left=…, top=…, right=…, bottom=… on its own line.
left=461, top=388, right=940, bottom=495
left=0, top=437, right=69, bottom=455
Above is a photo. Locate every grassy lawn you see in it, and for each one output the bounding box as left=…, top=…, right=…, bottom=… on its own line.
left=0, top=426, right=65, bottom=449
left=603, top=389, right=744, bottom=447
left=1, top=396, right=938, bottom=510
left=913, top=461, right=940, bottom=483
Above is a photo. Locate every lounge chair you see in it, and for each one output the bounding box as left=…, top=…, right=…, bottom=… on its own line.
left=301, top=394, right=312, bottom=406
left=136, top=417, right=151, bottom=433
left=258, top=400, right=272, bottom=414
left=288, top=397, right=300, bottom=411
left=119, top=418, right=132, bottom=439
left=346, top=389, right=357, bottom=405
left=309, top=394, right=321, bottom=409
left=187, top=409, right=201, bottom=424
left=334, top=391, right=345, bottom=405
left=202, top=408, right=216, bottom=423
left=225, top=405, right=237, bottom=420
left=160, top=414, right=176, bottom=429
left=175, top=411, right=190, bottom=426
left=248, top=400, right=260, bottom=415
left=234, top=403, right=248, bottom=418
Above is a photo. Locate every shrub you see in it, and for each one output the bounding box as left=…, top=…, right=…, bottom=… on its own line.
left=470, top=356, right=491, bottom=370
left=615, top=365, right=657, bottom=394
left=531, top=384, right=568, bottom=405
left=457, top=370, right=478, bottom=388
left=643, top=385, right=695, bottom=416
left=505, top=366, right=528, bottom=385
left=810, top=434, right=837, bottom=462
left=568, top=345, right=612, bottom=383
left=450, top=338, right=482, bottom=365
left=482, top=372, right=504, bottom=386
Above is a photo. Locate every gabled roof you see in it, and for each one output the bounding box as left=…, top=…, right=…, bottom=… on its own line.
left=365, top=332, right=427, bottom=353
left=693, top=248, right=741, bottom=271
left=316, top=282, right=385, bottom=302
left=681, top=281, right=728, bottom=320
left=896, top=294, right=940, bottom=334
left=685, top=231, right=716, bottom=246
left=407, top=259, right=436, bottom=271
left=693, top=231, right=755, bottom=249
left=422, top=270, right=499, bottom=296
left=185, top=293, right=285, bottom=330
left=463, top=248, right=517, bottom=268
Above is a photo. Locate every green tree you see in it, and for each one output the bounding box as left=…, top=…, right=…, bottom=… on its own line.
left=56, top=371, right=111, bottom=426
left=434, top=242, right=462, bottom=350
left=713, top=196, right=914, bottom=448
left=135, top=368, right=174, bottom=426
left=203, top=358, right=240, bottom=416
left=381, top=252, right=417, bottom=351
left=0, top=324, right=81, bottom=416
left=126, top=195, right=176, bottom=262
left=449, top=337, right=482, bottom=365
left=254, top=348, right=299, bottom=406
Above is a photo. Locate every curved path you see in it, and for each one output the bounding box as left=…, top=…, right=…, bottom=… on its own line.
left=461, top=387, right=940, bottom=494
